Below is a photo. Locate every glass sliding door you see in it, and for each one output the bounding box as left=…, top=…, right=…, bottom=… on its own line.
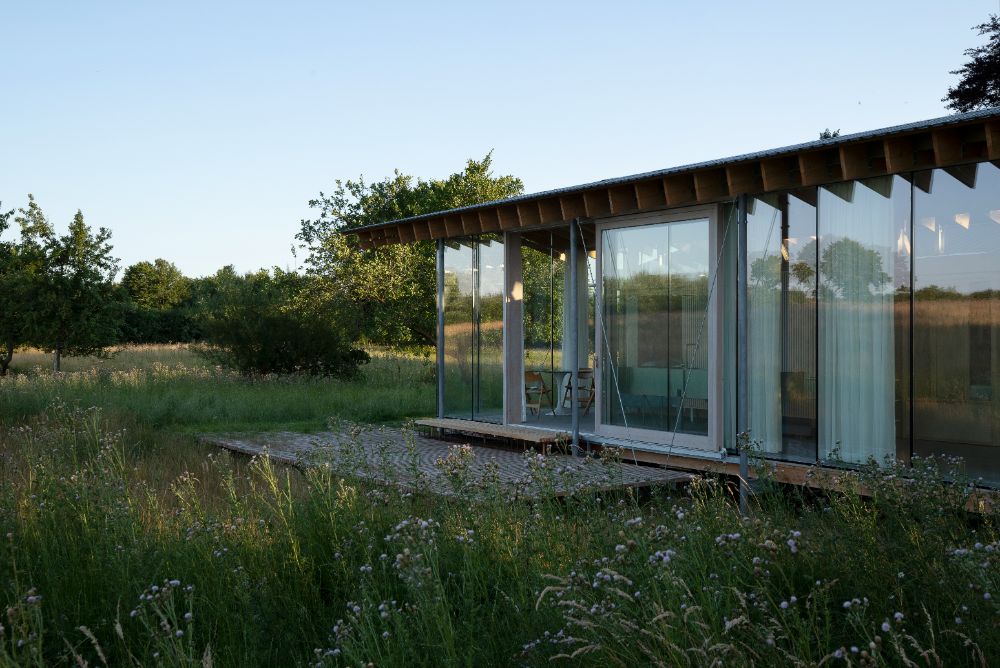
left=597, top=213, right=714, bottom=448
left=441, top=235, right=505, bottom=423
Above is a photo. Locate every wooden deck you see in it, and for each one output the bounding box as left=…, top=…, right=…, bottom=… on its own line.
left=414, top=418, right=570, bottom=445
left=201, top=425, right=692, bottom=498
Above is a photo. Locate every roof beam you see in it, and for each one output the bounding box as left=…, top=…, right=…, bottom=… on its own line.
left=693, top=168, right=728, bottom=202
left=583, top=189, right=612, bottom=217
left=428, top=217, right=447, bottom=238
left=760, top=156, right=801, bottom=191
left=478, top=208, right=501, bottom=233
left=725, top=162, right=763, bottom=195
left=932, top=127, right=964, bottom=165
left=397, top=224, right=416, bottom=243
left=538, top=198, right=563, bottom=224
left=444, top=215, right=464, bottom=237
left=412, top=220, right=431, bottom=241
left=608, top=185, right=638, bottom=214
left=498, top=205, right=521, bottom=230
left=664, top=174, right=696, bottom=206
left=559, top=194, right=587, bottom=220
left=883, top=136, right=914, bottom=173
left=987, top=121, right=1000, bottom=160
left=460, top=212, right=481, bottom=235
left=516, top=201, right=541, bottom=228
left=798, top=149, right=842, bottom=187
left=634, top=179, right=667, bottom=210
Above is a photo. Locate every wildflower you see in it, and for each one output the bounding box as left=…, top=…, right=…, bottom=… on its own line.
left=184, top=612, right=193, bottom=621
left=780, top=601, right=789, bottom=609
left=168, top=579, right=181, bottom=587
left=894, top=612, right=904, bottom=622
left=881, top=621, right=890, bottom=632
left=985, top=592, right=992, bottom=600
left=175, top=630, right=184, bottom=638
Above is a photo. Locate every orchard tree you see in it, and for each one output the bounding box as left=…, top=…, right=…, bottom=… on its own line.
left=944, top=15, right=1000, bottom=112
left=296, top=153, right=523, bottom=346
left=17, top=198, right=124, bottom=371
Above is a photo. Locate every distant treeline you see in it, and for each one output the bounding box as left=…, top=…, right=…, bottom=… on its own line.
left=0, top=155, right=524, bottom=377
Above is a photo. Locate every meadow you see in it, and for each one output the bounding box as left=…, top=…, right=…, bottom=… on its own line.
left=0, top=346, right=998, bottom=667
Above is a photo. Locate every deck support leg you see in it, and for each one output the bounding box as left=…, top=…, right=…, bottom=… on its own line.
left=569, top=218, right=581, bottom=457
left=736, top=194, right=750, bottom=515
left=436, top=239, right=446, bottom=419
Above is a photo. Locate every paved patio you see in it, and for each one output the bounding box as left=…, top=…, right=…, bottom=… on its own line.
left=200, top=425, right=693, bottom=498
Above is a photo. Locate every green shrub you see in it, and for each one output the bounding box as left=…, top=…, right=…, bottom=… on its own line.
left=200, top=269, right=369, bottom=378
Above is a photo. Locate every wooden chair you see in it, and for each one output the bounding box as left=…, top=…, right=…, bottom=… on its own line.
left=562, top=369, right=596, bottom=416
left=524, top=371, right=554, bottom=416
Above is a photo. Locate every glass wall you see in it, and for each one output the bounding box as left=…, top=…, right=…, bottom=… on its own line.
left=817, top=176, right=910, bottom=465
left=441, top=235, right=505, bottom=423
left=443, top=240, right=475, bottom=419
left=601, top=219, right=710, bottom=435
left=745, top=192, right=819, bottom=463
left=476, top=237, right=505, bottom=420
left=913, top=162, right=1000, bottom=483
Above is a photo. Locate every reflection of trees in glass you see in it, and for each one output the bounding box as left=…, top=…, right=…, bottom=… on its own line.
left=819, top=238, right=890, bottom=299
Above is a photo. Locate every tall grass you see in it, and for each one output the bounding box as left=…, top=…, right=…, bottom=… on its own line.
left=1, top=346, right=435, bottom=432
left=1, top=347, right=998, bottom=665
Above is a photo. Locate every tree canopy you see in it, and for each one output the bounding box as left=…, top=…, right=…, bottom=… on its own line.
left=296, top=154, right=524, bottom=346
left=944, top=14, right=1000, bottom=112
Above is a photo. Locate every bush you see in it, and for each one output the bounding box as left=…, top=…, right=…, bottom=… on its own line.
left=200, top=269, right=369, bottom=377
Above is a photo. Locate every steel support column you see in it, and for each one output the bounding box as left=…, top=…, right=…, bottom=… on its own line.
left=736, top=194, right=750, bottom=515
left=569, top=219, right=581, bottom=456
left=436, top=239, right=445, bottom=419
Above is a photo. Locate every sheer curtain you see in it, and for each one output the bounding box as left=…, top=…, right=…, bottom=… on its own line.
left=748, top=199, right=782, bottom=453
left=818, top=177, right=902, bottom=464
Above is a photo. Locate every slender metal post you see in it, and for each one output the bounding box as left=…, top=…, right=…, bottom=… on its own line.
left=436, top=239, right=446, bottom=419
left=736, top=194, right=750, bottom=515
left=568, top=219, right=581, bottom=456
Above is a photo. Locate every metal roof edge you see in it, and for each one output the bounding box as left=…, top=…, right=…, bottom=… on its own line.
left=349, top=106, right=1000, bottom=234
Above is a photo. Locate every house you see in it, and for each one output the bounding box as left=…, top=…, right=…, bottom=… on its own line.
left=349, top=109, right=1000, bottom=487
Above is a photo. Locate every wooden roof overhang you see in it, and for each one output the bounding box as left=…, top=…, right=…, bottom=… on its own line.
left=350, top=108, right=1000, bottom=249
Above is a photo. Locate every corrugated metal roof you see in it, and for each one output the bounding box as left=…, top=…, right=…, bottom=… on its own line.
left=351, top=106, right=1000, bottom=233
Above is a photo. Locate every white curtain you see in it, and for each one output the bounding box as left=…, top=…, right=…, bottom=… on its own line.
left=818, top=179, right=898, bottom=464
left=747, top=199, right=783, bottom=453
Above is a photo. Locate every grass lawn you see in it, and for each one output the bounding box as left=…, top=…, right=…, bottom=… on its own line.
left=0, top=345, right=998, bottom=666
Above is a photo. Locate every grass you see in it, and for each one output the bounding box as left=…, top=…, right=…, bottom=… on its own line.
left=2, top=345, right=436, bottom=432
left=1, top=346, right=998, bottom=666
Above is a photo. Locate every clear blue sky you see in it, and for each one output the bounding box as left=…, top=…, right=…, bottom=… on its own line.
left=1, top=1, right=996, bottom=277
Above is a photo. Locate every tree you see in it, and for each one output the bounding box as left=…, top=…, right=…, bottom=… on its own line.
left=200, top=267, right=368, bottom=377
left=819, top=129, right=841, bottom=139
left=0, top=202, right=26, bottom=375
left=120, top=258, right=199, bottom=343
left=944, top=14, right=1000, bottom=112
left=296, top=153, right=524, bottom=346
left=121, top=259, right=190, bottom=310
left=17, top=198, right=124, bottom=371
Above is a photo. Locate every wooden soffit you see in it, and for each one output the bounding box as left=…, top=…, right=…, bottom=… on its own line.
left=354, top=111, right=1000, bottom=248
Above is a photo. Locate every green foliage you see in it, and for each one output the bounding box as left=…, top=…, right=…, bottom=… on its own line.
left=0, top=202, right=24, bottom=375
left=297, top=154, right=524, bottom=346
left=120, top=259, right=202, bottom=344
left=200, top=267, right=370, bottom=377
left=0, top=356, right=996, bottom=666
left=8, top=196, right=124, bottom=372
left=944, top=14, right=1000, bottom=112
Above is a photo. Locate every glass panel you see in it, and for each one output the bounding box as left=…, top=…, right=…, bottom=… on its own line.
left=913, top=162, right=1000, bottom=484
left=475, top=236, right=505, bottom=422
left=443, top=240, right=474, bottom=419
left=601, top=219, right=710, bottom=434
left=522, top=238, right=565, bottom=422
left=818, top=176, right=911, bottom=464
left=745, top=192, right=819, bottom=462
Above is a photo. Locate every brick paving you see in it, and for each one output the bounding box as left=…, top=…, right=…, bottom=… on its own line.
left=200, top=425, right=692, bottom=498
